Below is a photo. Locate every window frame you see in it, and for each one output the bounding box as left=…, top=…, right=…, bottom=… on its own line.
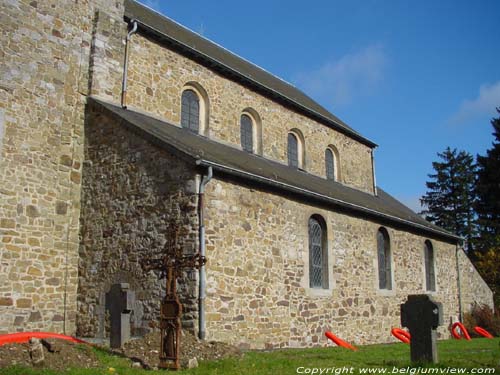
left=180, top=82, right=209, bottom=136
left=376, top=227, right=392, bottom=291
left=424, top=240, right=436, bottom=292
left=308, top=215, right=329, bottom=289
left=287, top=129, right=305, bottom=169
left=325, top=148, right=336, bottom=180
left=240, top=113, right=254, bottom=153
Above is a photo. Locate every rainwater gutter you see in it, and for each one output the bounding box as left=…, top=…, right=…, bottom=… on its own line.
left=121, top=20, right=138, bottom=108
left=198, top=166, right=213, bottom=340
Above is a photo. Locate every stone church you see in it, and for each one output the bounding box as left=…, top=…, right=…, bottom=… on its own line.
left=0, top=0, right=493, bottom=348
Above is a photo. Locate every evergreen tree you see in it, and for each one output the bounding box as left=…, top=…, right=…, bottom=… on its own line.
left=475, top=108, right=500, bottom=253
left=420, top=147, right=477, bottom=252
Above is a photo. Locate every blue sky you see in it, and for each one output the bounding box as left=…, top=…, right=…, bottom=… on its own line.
left=139, top=0, right=500, bottom=212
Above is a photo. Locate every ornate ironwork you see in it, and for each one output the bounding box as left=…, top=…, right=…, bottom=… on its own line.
left=142, top=222, right=206, bottom=370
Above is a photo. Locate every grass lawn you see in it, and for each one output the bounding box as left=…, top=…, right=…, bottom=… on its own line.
left=3, top=338, right=499, bottom=375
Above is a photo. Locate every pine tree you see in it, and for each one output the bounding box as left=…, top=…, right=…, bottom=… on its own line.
left=420, top=147, right=477, bottom=252
left=475, top=108, right=500, bottom=253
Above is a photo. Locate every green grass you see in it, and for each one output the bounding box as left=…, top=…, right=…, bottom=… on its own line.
left=3, top=338, right=499, bottom=375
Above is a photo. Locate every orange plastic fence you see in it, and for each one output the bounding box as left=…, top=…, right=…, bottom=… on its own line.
left=450, top=322, right=471, bottom=340
left=391, top=328, right=411, bottom=344
left=0, top=332, right=87, bottom=347
left=325, top=331, right=357, bottom=351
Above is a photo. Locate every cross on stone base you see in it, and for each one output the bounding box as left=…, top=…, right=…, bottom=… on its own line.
left=401, top=294, right=443, bottom=363
left=105, top=283, right=135, bottom=349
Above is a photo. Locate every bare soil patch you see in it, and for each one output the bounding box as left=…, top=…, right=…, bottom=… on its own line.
left=0, top=338, right=100, bottom=371
left=119, top=330, right=242, bottom=369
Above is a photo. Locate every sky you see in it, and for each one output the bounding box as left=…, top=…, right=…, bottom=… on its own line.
left=139, top=0, right=500, bottom=212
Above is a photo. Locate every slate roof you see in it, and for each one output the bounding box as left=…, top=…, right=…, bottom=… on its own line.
left=88, top=97, right=460, bottom=244
left=123, top=0, right=377, bottom=148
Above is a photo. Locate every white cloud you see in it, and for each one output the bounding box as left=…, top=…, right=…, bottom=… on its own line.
left=449, top=81, right=500, bottom=125
left=293, top=44, right=387, bottom=107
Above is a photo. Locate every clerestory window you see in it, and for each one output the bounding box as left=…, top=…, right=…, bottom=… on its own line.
left=181, top=89, right=200, bottom=133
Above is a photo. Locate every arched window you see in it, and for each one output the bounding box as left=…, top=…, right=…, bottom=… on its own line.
left=288, top=133, right=298, bottom=167
left=181, top=89, right=200, bottom=133
left=309, top=215, right=328, bottom=289
left=325, top=145, right=340, bottom=181
left=424, top=240, right=436, bottom=291
left=240, top=114, right=254, bottom=153
left=377, top=228, right=392, bottom=290
left=325, top=148, right=336, bottom=180
left=287, top=129, right=305, bottom=169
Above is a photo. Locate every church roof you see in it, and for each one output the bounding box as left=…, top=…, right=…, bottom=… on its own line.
left=123, top=0, right=377, bottom=148
left=88, top=97, right=460, bottom=244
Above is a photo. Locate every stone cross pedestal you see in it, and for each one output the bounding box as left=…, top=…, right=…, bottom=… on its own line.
left=401, top=294, right=443, bottom=363
left=105, top=283, right=135, bottom=348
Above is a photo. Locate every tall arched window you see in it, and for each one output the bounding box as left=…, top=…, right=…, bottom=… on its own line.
left=287, top=129, right=305, bottom=169
left=424, top=240, right=436, bottom=291
left=288, top=133, right=298, bottom=167
left=240, top=114, right=254, bottom=153
left=377, top=228, right=392, bottom=290
left=181, top=89, right=200, bottom=133
left=309, top=215, right=328, bottom=289
left=325, top=148, right=336, bottom=180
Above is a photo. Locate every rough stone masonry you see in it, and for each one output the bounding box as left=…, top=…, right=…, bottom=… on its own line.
left=0, top=0, right=493, bottom=350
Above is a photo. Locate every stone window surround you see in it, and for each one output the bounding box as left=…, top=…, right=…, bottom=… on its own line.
left=301, top=209, right=336, bottom=298
left=180, top=82, right=210, bottom=136
left=325, top=145, right=341, bottom=182
left=373, top=227, right=396, bottom=296
left=287, top=128, right=306, bottom=170
left=422, top=239, right=438, bottom=294
left=239, top=108, right=263, bottom=155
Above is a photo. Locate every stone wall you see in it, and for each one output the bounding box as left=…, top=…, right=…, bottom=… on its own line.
left=0, top=0, right=122, bottom=334
left=203, top=179, right=470, bottom=349
left=120, top=34, right=375, bottom=194
left=457, top=249, right=494, bottom=313
left=77, top=103, right=200, bottom=337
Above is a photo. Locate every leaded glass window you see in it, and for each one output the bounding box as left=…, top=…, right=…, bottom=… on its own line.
left=309, top=216, right=328, bottom=289
left=288, top=133, right=298, bottom=168
left=377, top=228, right=392, bottom=290
left=240, top=114, right=253, bottom=152
left=325, top=148, right=335, bottom=180
left=181, top=89, right=199, bottom=133
left=424, top=241, right=436, bottom=291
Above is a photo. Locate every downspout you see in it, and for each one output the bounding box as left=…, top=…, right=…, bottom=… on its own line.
left=371, top=148, right=378, bottom=196
left=455, top=244, right=463, bottom=322
left=198, top=166, right=213, bottom=340
left=121, top=20, right=138, bottom=108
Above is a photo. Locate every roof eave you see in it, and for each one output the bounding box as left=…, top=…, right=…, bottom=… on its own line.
left=196, top=159, right=461, bottom=244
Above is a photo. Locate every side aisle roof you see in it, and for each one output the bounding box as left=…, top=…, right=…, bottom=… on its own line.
left=88, top=97, right=460, bottom=244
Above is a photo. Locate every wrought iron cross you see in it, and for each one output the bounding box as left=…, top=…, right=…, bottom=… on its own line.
left=143, top=222, right=206, bottom=370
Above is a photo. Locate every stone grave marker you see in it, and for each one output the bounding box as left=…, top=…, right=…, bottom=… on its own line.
left=401, top=294, right=443, bottom=363
left=105, top=283, right=135, bottom=348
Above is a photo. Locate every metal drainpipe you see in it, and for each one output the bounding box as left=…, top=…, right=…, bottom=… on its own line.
left=121, top=20, right=138, bottom=108
left=198, top=166, right=213, bottom=340
left=455, top=244, right=463, bottom=322
left=371, top=148, right=378, bottom=196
